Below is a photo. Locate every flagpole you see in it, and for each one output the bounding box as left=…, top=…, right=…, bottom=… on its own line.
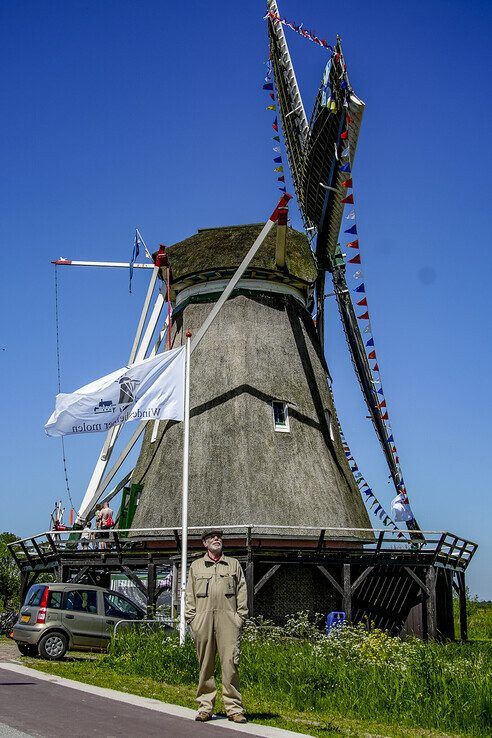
left=179, top=330, right=192, bottom=645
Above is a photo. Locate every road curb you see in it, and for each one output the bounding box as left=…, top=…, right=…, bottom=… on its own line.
left=0, top=662, right=312, bottom=738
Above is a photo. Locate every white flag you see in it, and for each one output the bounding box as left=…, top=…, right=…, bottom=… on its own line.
left=45, top=346, right=185, bottom=437
left=391, top=493, right=414, bottom=522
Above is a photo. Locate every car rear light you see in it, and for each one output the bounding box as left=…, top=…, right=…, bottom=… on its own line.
left=36, top=587, right=49, bottom=624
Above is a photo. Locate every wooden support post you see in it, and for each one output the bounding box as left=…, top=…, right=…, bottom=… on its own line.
left=147, top=561, right=156, bottom=619
left=19, top=571, right=29, bottom=605
left=458, top=571, right=468, bottom=642
left=245, top=561, right=254, bottom=618
left=425, top=566, right=437, bottom=640
left=254, top=564, right=281, bottom=596
left=342, top=564, right=351, bottom=621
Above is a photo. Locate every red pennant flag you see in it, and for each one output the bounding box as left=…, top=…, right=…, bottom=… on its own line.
left=373, top=363, right=379, bottom=371
left=341, top=178, right=353, bottom=188
left=358, top=311, right=370, bottom=320
left=269, top=93, right=275, bottom=100
left=277, top=176, right=285, bottom=182
left=395, top=456, right=399, bottom=463
left=367, top=350, right=376, bottom=360
left=381, top=411, right=389, bottom=420
left=379, top=400, right=387, bottom=408
left=272, top=120, right=278, bottom=132
left=346, top=239, right=359, bottom=248
left=340, top=130, right=349, bottom=140
left=348, top=253, right=361, bottom=264
left=357, top=297, right=367, bottom=306
left=392, top=446, right=397, bottom=453
left=341, top=194, right=354, bottom=204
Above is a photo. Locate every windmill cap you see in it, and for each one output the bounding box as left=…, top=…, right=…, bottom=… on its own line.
left=201, top=529, right=224, bottom=541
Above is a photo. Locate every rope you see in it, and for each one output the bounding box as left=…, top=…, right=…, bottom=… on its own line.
left=54, top=266, right=76, bottom=513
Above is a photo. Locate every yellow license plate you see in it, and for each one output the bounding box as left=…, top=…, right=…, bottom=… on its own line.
left=20, top=615, right=30, bottom=622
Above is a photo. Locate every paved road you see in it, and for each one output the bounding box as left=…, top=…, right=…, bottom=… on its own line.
left=0, top=666, right=248, bottom=738
left=0, top=665, right=308, bottom=738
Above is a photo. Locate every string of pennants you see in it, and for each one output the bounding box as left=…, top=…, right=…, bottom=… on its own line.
left=334, top=55, right=415, bottom=525
left=263, top=61, right=287, bottom=195
left=338, top=425, right=402, bottom=533
left=265, top=9, right=333, bottom=52
left=262, top=7, right=414, bottom=529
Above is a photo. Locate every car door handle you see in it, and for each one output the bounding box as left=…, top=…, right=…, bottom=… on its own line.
left=106, top=619, right=115, bottom=625
left=65, top=614, right=75, bottom=619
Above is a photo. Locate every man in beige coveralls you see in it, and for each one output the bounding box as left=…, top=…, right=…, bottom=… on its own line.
left=185, top=530, right=248, bottom=723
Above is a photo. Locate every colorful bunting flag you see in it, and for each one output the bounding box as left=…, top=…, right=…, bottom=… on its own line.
left=346, top=209, right=356, bottom=219
left=345, top=224, right=357, bottom=235
left=341, top=178, right=353, bottom=188
left=381, top=411, right=389, bottom=421
left=367, top=350, right=376, bottom=360
left=274, top=166, right=283, bottom=172
left=366, top=336, right=374, bottom=345
left=263, top=82, right=273, bottom=90
left=354, top=283, right=365, bottom=292
left=346, top=239, right=359, bottom=248
left=341, top=194, right=354, bottom=204
left=273, top=156, right=282, bottom=163
left=358, top=311, right=370, bottom=320
left=348, top=253, right=361, bottom=264
left=358, top=298, right=368, bottom=307
left=340, top=163, right=351, bottom=173
left=272, top=117, right=278, bottom=132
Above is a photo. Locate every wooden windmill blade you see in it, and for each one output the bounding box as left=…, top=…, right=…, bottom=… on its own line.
left=267, top=1, right=311, bottom=228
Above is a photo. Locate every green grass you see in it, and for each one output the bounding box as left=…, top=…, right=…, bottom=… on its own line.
left=23, top=617, right=491, bottom=738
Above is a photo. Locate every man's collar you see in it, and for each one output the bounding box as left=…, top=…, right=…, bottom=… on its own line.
left=203, top=553, right=228, bottom=565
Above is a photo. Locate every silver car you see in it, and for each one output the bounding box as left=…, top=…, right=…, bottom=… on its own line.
left=12, top=582, right=145, bottom=659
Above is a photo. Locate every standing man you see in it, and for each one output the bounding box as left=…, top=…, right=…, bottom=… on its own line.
left=185, top=530, right=248, bottom=724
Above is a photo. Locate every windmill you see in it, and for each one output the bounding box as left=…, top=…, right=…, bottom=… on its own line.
left=13, top=1, right=476, bottom=639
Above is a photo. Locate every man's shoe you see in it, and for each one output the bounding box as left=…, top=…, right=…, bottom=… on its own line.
left=228, top=714, right=247, bottom=724
left=195, top=712, right=213, bottom=722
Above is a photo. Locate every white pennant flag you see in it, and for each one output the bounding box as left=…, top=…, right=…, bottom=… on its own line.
left=45, top=347, right=185, bottom=437
left=345, top=210, right=356, bottom=220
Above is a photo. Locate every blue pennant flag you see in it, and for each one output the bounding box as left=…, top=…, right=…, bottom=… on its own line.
left=377, top=387, right=384, bottom=395
left=345, top=224, right=358, bottom=235
left=340, top=162, right=351, bottom=173
left=341, top=80, right=347, bottom=89
left=273, top=156, right=282, bottom=163
left=278, top=187, right=286, bottom=192
left=387, top=434, right=394, bottom=443
left=263, top=82, right=274, bottom=90
left=354, top=283, right=366, bottom=293
left=366, top=337, right=374, bottom=347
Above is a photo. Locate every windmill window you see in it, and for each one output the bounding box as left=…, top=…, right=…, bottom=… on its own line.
left=272, top=401, right=290, bottom=432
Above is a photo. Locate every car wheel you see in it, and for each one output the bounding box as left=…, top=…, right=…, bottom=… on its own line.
left=17, top=643, right=38, bottom=657
left=37, top=632, right=68, bottom=660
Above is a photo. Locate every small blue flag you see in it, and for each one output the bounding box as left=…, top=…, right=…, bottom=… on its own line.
left=263, top=82, right=274, bottom=90
left=340, top=162, right=351, bottom=172
left=273, top=156, right=282, bottom=163
left=354, top=283, right=365, bottom=293
left=387, top=434, right=394, bottom=443
left=377, top=387, right=384, bottom=395
left=344, top=224, right=358, bottom=235
left=366, top=337, right=374, bottom=347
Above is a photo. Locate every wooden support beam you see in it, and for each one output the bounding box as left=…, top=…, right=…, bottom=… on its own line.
left=121, top=566, right=148, bottom=598
left=254, top=564, right=280, bottom=596
left=404, top=567, right=430, bottom=596
left=18, top=541, right=34, bottom=567
left=245, top=561, right=254, bottom=617
left=458, top=571, right=468, bottom=642
left=147, top=561, right=157, bottom=618
left=316, top=529, right=326, bottom=555
left=351, top=566, right=374, bottom=594
left=112, top=532, right=122, bottom=558
left=425, top=566, right=437, bottom=640
left=173, top=529, right=181, bottom=550
left=46, top=535, right=59, bottom=558
left=73, top=566, right=90, bottom=584
left=31, top=538, right=47, bottom=565
left=375, top=531, right=384, bottom=554
left=342, top=564, right=352, bottom=621
left=316, top=565, right=344, bottom=596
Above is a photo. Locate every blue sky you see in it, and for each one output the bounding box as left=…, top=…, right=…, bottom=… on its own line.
left=0, top=0, right=490, bottom=598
